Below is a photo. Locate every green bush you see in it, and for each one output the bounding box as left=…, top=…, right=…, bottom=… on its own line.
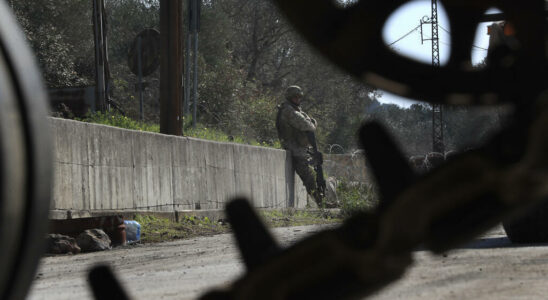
left=77, top=111, right=160, bottom=132
left=186, top=125, right=281, bottom=148
left=79, top=111, right=281, bottom=149
left=338, top=180, right=378, bottom=217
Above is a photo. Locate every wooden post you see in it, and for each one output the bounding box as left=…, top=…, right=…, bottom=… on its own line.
left=184, top=0, right=191, bottom=117
left=160, top=0, right=183, bottom=135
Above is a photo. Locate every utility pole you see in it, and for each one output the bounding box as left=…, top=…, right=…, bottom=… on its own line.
left=187, top=0, right=200, bottom=129
left=184, top=0, right=191, bottom=117
left=137, top=36, right=144, bottom=121
left=159, top=0, right=183, bottom=135
left=192, top=0, right=199, bottom=129
left=184, top=0, right=200, bottom=128
left=420, top=0, right=445, bottom=153
left=92, top=0, right=106, bottom=112
left=430, top=0, right=444, bottom=154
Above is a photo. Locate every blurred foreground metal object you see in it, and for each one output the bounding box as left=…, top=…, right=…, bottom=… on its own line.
left=90, top=0, right=548, bottom=299
left=0, top=0, right=543, bottom=298
left=200, top=96, right=548, bottom=299
left=274, top=0, right=546, bottom=105
left=198, top=0, right=548, bottom=299
left=0, top=1, right=52, bottom=299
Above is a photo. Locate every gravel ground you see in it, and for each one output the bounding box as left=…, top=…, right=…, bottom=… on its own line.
left=27, top=225, right=548, bottom=300
left=371, top=226, right=548, bottom=300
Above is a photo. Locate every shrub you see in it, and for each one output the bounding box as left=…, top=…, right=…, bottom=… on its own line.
left=338, top=180, right=378, bottom=218
left=77, top=111, right=160, bottom=132
left=79, top=111, right=281, bottom=149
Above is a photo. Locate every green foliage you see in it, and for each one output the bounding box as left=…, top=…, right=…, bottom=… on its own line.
left=338, top=181, right=378, bottom=218
left=78, top=111, right=281, bottom=148
left=133, top=214, right=228, bottom=243
left=259, top=209, right=341, bottom=227
left=12, top=0, right=504, bottom=156
left=367, top=102, right=508, bottom=155
left=231, top=94, right=280, bottom=145
left=13, top=0, right=377, bottom=151
left=185, top=121, right=281, bottom=148
left=11, top=0, right=94, bottom=87
left=106, top=0, right=161, bottom=122
left=77, top=111, right=160, bottom=132
left=185, top=123, right=246, bottom=144
left=132, top=211, right=339, bottom=243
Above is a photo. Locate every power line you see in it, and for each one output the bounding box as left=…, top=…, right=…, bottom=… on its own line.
left=388, top=24, right=421, bottom=46
left=472, top=45, right=488, bottom=51
left=425, top=34, right=487, bottom=51
left=438, top=24, right=488, bottom=51
left=439, top=24, right=451, bottom=35
left=388, top=23, right=488, bottom=51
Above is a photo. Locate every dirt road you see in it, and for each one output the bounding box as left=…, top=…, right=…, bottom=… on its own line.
left=28, top=225, right=548, bottom=300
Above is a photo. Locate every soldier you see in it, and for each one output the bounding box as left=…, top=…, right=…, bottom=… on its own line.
left=276, top=85, right=326, bottom=207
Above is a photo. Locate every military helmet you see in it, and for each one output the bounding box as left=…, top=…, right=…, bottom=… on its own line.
left=285, top=85, right=304, bottom=100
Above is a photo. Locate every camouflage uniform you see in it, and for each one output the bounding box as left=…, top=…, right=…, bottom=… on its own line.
left=276, top=86, right=323, bottom=206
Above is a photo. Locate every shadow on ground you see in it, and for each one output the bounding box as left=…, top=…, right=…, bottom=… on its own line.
left=461, top=236, right=548, bottom=249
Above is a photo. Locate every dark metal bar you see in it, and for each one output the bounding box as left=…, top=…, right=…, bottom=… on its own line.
left=480, top=13, right=507, bottom=22
left=160, top=0, right=183, bottom=135
left=480, top=11, right=548, bottom=22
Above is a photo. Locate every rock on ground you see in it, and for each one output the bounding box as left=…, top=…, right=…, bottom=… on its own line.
left=46, top=234, right=81, bottom=254
left=76, top=229, right=111, bottom=252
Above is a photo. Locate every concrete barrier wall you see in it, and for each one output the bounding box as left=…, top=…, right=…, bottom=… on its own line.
left=50, top=118, right=308, bottom=216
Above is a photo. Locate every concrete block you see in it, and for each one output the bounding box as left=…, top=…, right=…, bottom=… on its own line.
left=50, top=118, right=307, bottom=217
left=49, top=210, right=68, bottom=220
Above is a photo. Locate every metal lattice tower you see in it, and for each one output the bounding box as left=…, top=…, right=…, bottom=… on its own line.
left=430, top=0, right=444, bottom=153
left=421, top=0, right=445, bottom=153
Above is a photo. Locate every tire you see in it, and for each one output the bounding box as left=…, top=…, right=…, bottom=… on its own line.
left=0, top=2, right=52, bottom=299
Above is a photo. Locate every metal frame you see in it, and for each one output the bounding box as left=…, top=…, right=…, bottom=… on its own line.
left=420, top=0, right=445, bottom=154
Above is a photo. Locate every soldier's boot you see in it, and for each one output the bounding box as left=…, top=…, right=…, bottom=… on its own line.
left=312, top=190, right=334, bottom=208
left=313, top=187, right=339, bottom=208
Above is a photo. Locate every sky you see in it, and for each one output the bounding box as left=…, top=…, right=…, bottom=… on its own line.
left=379, top=0, right=497, bottom=108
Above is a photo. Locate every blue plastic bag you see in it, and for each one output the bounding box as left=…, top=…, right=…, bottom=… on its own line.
left=124, top=220, right=141, bottom=243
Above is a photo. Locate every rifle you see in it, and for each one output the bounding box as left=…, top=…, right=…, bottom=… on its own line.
left=306, top=131, right=326, bottom=198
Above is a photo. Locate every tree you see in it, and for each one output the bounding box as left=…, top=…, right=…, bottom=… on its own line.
left=11, top=0, right=94, bottom=87
left=365, top=102, right=507, bottom=156
left=105, top=0, right=161, bottom=121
